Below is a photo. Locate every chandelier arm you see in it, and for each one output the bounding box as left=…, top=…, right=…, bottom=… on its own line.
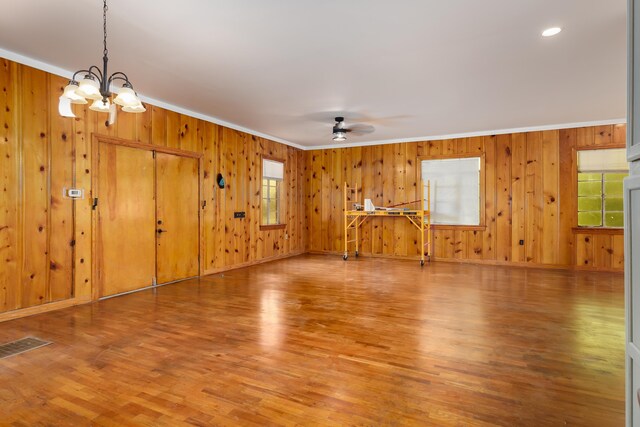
left=88, top=65, right=104, bottom=82
left=108, top=72, right=131, bottom=86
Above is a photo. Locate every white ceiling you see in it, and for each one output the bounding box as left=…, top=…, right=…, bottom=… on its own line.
left=0, top=0, right=627, bottom=148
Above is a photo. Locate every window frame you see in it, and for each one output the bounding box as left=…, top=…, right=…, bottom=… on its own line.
left=575, top=146, right=628, bottom=229
left=417, top=153, right=486, bottom=229
left=260, top=156, right=286, bottom=231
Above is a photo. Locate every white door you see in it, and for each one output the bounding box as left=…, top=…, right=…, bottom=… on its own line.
left=627, top=175, right=640, bottom=426
left=627, top=1, right=640, bottom=425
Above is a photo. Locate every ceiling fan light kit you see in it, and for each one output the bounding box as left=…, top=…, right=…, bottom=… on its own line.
left=59, top=0, right=145, bottom=116
left=333, top=132, right=347, bottom=142
left=332, top=116, right=348, bottom=141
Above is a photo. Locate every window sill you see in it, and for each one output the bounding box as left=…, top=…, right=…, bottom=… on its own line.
left=430, top=225, right=486, bottom=231
left=260, top=224, right=286, bottom=231
left=572, top=227, right=624, bottom=235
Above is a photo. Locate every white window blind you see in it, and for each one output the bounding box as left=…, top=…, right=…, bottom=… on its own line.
left=577, top=148, right=629, bottom=172
left=421, top=157, right=481, bottom=225
left=263, top=159, right=284, bottom=180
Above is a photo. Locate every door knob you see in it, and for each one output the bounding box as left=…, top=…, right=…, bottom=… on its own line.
left=157, top=228, right=167, bottom=234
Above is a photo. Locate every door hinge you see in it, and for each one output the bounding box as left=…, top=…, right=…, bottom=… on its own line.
left=152, top=150, right=156, bottom=159
left=92, top=198, right=98, bottom=210
left=202, top=200, right=206, bottom=209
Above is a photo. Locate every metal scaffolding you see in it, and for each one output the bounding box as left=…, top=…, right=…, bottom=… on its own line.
left=343, top=181, right=432, bottom=266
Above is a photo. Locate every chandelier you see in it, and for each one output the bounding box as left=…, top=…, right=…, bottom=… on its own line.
left=60, top=0, right=145, bottom=115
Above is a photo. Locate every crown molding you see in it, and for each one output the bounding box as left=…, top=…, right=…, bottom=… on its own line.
left=0, top=48, right=625, bottom=152
left=309, top=118, right=626, bottom=150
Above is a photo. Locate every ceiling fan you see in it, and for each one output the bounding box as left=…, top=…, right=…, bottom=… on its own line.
left=332, top=117, right=374, bottom=142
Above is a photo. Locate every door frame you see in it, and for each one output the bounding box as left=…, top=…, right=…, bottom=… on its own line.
left=90, top=134, right=205, bottom=301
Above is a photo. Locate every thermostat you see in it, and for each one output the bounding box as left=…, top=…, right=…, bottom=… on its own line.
left=64, top=188, right=84, bottom=199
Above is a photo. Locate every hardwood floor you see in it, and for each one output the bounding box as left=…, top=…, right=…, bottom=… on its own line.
left=0, top=255, right=624, bottom=426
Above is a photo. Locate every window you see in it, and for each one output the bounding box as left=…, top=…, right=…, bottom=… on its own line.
left=421, top=157, right=481, bottom=225
left=577, top=148, right=628, bottom=228
left=261, top=158, right=284, bottom=226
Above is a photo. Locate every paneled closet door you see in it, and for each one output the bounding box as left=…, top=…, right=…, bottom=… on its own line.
left=96, top=143, right=156, bottom=297
left=155, top=152, right=200, bottom=284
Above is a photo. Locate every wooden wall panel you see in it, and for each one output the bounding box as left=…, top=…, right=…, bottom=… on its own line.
left=306, top=125, right=625, bottom=271
left=48, top=75, right=74, bottom=302
left=394, top=143, right=407, bottom=257
left=558, top=129, right=577, bottom=266
left=495, top=134, right=512, bottom=262
left=202, top=122, right=216, bottom=270
left=360, top=147, right=373, bottom=255
left=20, top=66, right=49, bottom=307
left=612, top=235, right=625, bottom=269
left=0, top=58, right=306, bottom=317
left=249, top=135, right=261, bottom=261
left=72, top=97, right=92, bottom=302
left=151, top=106, right=166, bottom=144
left=0, top=59, right=19, bottom=312
left=116, top=108, right=136, bottom=141
left=166, top=110, right=181, bottom=149
left=382, top=144, right=394, bottom=256
left=135, top=107, right=152, bottom=144
left=541, top=130, right=559, bottom=265
left=483, top=136, right=496, bottom=261
left=371, top=145, right=384, bottom=254
left=593, top=234, right=612, bottom=269
left=511, top=133, right=526, bottom=263
left=524, top=132, right=543, bottom=264
left=406, top=142, right=419, bottom=257
left=576, top=234, right=594, bottom=267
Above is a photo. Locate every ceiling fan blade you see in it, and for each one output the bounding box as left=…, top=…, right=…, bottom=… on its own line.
left=347, top=124, right=375, bottom=136
left=304, top=111, right=368, bottom=123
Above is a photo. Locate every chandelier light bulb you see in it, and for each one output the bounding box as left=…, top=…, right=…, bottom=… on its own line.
left=89, top=98, right=111, bottom=113
left=122, top=101, right=146, bottom=113
left=62, top=81, right=88, bottom=104
left=113, top=85, right=139, bottom=106
left=77, top=76, right=102, bottom=100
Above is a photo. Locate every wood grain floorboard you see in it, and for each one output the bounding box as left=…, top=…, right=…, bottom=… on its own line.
left=0, top=255, right=624, bottom=426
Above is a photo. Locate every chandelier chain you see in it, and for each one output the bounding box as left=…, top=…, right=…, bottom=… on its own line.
left=103, top=0, right=108, bottom=57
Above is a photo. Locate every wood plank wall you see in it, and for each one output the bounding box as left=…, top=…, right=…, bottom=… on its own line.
left=305, top=125, right=626, bottom=271
left=0, top=58, right=306, bottom=315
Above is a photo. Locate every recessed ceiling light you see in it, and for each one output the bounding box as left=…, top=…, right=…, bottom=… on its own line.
left=542, top=27, right=562, bottom=37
